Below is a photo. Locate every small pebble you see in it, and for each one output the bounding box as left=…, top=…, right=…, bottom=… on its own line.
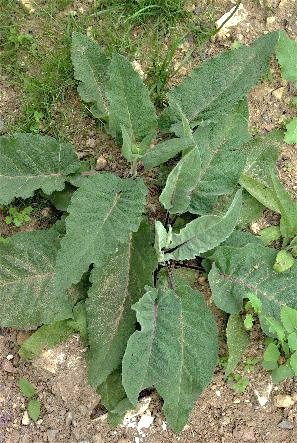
left=278, top=420, right=294, bottom=430
left=6, top=354, right=14, bottom=360
left=95, top=155, right=107, bottom=171
left=22, top=411, right=30, bottom=426
left=2, top=360, right=16, bottom=373
left=274, top=394, right=295, bottom=408
left=47, top=429, right=59, bottom=442
left=65, top=412, right=73, bottom=427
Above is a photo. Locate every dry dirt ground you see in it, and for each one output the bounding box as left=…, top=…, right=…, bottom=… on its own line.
left=1, top=0, right=297, bottom=442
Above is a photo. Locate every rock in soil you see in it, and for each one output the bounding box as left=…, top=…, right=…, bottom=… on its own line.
left=278, top=420, right=294, bottom=429
left=274, top=394, right=295, bottom=408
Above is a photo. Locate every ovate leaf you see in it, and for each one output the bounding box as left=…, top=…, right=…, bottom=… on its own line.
left=55, top=173, right=147, bottom=290
left=71, top=32, right=110, bottom=119
left=27, top=399, right=41, bottom=422
left=159, top=146, right=201, bottom=213
left=281, top=306, right=297, bottom=334
left=142, top=137, right=195, bottom=170
left=0, top=134, right=80, bottom=205
left=0, top=228, right=72, bottom=329
left=163, top=189, right=242, bottom=261
left=107, top=53, right=157, bottom=148
left=163, top=32, right=277, bottom=132
left=225, top=314, right=249, bottom=377
left=87, top=221, right=157, bottom=387
left=276, top=31, right=297, bottom=85
left=122, top=281, right=218, bottom=433
left=209, top=243, right=297, bottom=326
left=19, top=378, right=37, bottom=398
left=239, top=131, right=283, bottom=211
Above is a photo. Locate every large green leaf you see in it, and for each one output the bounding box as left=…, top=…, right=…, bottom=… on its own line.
left=225, top=314, right=249, bottom=377
left=159, top=146, right=201, bottom=214
left=142, top=137, right=195, bottom=170
left=162, top=189, right=242, bottom=261
left=276, top=31, right=297, bottom=86
left=107, top=53, right=157, bottom=149
left=71, top=32, right=110, bottom=119
left=162, top=32, right=277, bottom=133
left=239, top=131, right=283, bottom=211
left=0, top=228, right=72, bottom=329
left=209, top=243, right=297, bottom=322
left=55, top=173, right=147, bottom=290
left=122, top=279, right=218, bottom=433
left=189, top=100, right=250, bottom=213
left=87, top=221, right=157, bottom=387
left=0, top=134, right=80, bottom=205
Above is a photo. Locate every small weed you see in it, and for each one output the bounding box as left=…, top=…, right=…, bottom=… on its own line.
left=4, top=206, right=32, bottom=227
left=19, top=378, right=41, bottom=422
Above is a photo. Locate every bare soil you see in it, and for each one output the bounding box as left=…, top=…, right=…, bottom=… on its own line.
left=1, top=0, right=297, bottom=442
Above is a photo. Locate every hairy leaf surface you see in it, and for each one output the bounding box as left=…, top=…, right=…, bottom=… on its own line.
left=239, top=131, right=283, bottom=211
left=276, top=31, right=297, bottom=86
left=189, top=100, right=250, bottom=213
left=160, top=146, right=201, bottom=213
left=163, top=189, right=242, bottom=261
left=225, top=314, right=249, bottom=376
left=0, top=134, right=80, bottom=205
left=163, top=32, right=277, bottom=132
left=142, top=137, right=195, bottom=170
left=107, top=53, right=157, bottom=146
left=122, top=280, right=218, bottom=433
left=87, top=221, right=157, bottom=387
left=71, top=32, right=110, bottom=118
left=209, top=243, right=297, bottom=322
left=55, top=173, right=147, bottom=290
left=0, top=228, right=72, bottom=329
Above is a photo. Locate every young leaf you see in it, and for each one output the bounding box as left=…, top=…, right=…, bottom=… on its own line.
left=19, top=378, right=37, bottom=398
left=264, top=317, right=286, bottom=341
left=0, top=134, right=80, bottom=205
left=209, top=243, right=297, bottom=328
left=0, top=228, right=72, bottom=329
left=273, top=250, right=294, bottom=273
left=225, top=314, right=249, bottom=377
left=87, top=221, right=157, bottom=387
left=107, top=53, right=157, bottom=147
left=290, top=352, right=297, bottom=375
left=71, top=32, right=110, bottom=119
left=285, top=117, right=297, bottom=144
left=164, top=189, right=242, bottom=261
left=270, top=171, right=297, bottom=239
left=55, top=173, right=147, bottom=290
left=163, top=32, right=277, bottom=132
left=97, top=368, right=133, bottom=427
left=281, top=306, right=297, bottom=334
left=159, top=146, right=201, bottom=214
left=122, top=280, right=218, bottom=433
left=271, top=363, right=294, bottom=383
left=19, top=320, right=74, bottom=360
left=259, top=226, right=281, bottom=245
left=276, top=31, right=297, bottom=86
left=239, top=131, right=283, bottom=211
left=263, top=343, right=280, bottom=365
left=189, top=100, right=250, bottom=212
left=27, top=399, right=41, bottom=422
left=142, top=137, right=195, bottom=170
left=288, top=332, right=297, bottom=351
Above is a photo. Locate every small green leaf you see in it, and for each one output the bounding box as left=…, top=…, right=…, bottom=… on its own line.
left=288, top=332, right=297, bottom=351
left=271, top=363, right=294, bottom=383
left=273, top=250, right=294, bottom=273
left=19, top=321, right=74, bottom=360
left=19, top=378, right=37, bottom=398
left=281, top=306, right=297, bottom=333
left=285, top=117, right=297, bottom=144
left=289, top=351, right=297, bottom=375
left=263, top=343, right=280, bottom=363
left=120, top=126, right=142, bottom=163
left=27, top=399, right=41, bottom=422
left=259, top=226, right=281, bottom=245
left=244, top=314, right=254, bottom=330
left=264, top=317, right=286, bottom=341
left=247, top=293, right=262, bottom=315
left=276, top=31, right=297, bottom=86
left=159, top=146, right=201, bottom=214
left=225, top=314, right=249, bottom=377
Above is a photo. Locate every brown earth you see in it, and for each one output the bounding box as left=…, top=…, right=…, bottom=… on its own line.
left=1, top=0, right=297, bottom=442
